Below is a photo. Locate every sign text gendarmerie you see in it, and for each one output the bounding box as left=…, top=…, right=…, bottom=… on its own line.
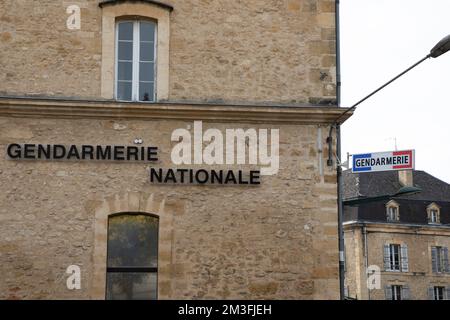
left=6, top=143, right=158, bottom=161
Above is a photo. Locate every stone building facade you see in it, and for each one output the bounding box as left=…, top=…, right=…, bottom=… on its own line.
left=0, top=0, right=349, bottom=299
left=343, top=170, right=450, bottom=300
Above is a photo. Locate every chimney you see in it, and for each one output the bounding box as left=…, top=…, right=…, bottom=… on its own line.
left=398, top=170, right=413, bottom=187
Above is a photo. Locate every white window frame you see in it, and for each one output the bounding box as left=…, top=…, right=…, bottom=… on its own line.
left=115, top=20, right=157, bottom=102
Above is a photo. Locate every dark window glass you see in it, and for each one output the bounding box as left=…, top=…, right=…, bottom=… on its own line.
left=118, top=22, right=133, bottom=41
left=139, top=62, right=155, bottom=82
left=117, top=82, right=132, bottom=101
left=434, top=287, right=445, bottom=300
left=118, top=41, right=133, bottom=61
left=118, top=62, right=133, bottom=81
left=106, top=214, right=158, bottom=300
left=140, top=22, right=155, bottom=42
left=139, top=82, right=154, bottom=102
left=140, top=42, right=155, bottom=62
left=390, top=244, right=400, bottom=271
left=107, top=272, right=157, bottom=300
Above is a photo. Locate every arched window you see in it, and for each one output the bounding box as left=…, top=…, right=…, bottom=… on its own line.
left=99, top=0, right=172, bottom=101
left=106, top=213, right=159, bottom=300
left=116, top=20, right=157, bottom=102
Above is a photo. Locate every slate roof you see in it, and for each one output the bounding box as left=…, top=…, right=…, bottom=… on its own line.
left=343, top=170, right=450, bottom=202
left=342, top=170, right=450, bottom=225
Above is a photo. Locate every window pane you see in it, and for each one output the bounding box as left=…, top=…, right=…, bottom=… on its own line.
left=118, top=41, right=133, bottom=61
left=118, top=22, right=133, bottom=41
left=108, top=214, right=158, bottom=268
left=118, top=61, right=132, bottom=81
left=139, top=82, right=154, bottom=101
left=140, top=22, right=155, bottom=42
left=139, top=62, right=154, bottom=82
left=140, top=42, right=154, bottom=62
left=106, top=272, right=157, bottom=300
left=117, top=82, right=132, bottom=101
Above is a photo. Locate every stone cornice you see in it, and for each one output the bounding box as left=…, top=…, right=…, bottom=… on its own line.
left=0, top=97, right=352, bottom=125
left=344, top=220, right=450, bottom=236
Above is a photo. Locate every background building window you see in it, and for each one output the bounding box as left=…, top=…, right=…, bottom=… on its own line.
left=427, top=203, right=441, bottom=224
left=106, top=213, right=159, bottom=300
left=116, top=20, right=156, bottom=102
left=384, top=243, right=408, bottom=272
left=386, top=201, right=400, bottom=222
left=385, top=285, right=409, bottom=300
left=433, top=286, right=445, bottom=300
left=430, top=209, right=438, bottom=223
left=431, top=246, right=449, bottom=273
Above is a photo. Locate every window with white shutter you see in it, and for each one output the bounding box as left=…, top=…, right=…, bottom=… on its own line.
left=400, top=244, right=409, bottom=272
left=443, top=247, right=449, bottom=273
left=384, top=244, right=391, bottom=271
left=432, top=247, right=438, bottom=273
left=402, top=285, right=410, bottom=300
left=431, top=246, right=448, bottom=273
left=385, top=285, right=393, bottom=300
left=428, top=287, right=435, bottom=300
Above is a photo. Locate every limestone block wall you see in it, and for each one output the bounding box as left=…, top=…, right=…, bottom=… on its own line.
left=0, top=0, right=336, bottom=104
left=344, top=225, right=450, bottom=300
left=0, top=116, right=339, bottom=299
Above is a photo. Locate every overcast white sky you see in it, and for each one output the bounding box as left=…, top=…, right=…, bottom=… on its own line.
left=340, top=0, right=450, bottom=183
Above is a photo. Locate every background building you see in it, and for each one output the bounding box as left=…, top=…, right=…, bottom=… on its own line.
left=343, top=170, right=450, bottom=300
left=0, top=0, right=349, bottom=299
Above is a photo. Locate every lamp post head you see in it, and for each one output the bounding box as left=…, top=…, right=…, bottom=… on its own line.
left=430, top=34, right=450, bottom=58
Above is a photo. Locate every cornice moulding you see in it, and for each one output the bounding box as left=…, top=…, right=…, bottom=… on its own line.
left=0, top=97, right=352, bottom=125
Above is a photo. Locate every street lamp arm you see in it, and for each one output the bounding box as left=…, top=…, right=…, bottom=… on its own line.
left=327, top=54, right=431, bottom=166
left=334, top=54, right=431, bottom=125
left=333, top=34, right=450, bottom=126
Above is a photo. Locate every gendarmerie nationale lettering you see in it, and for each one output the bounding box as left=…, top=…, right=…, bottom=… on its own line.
left=150, top=168, right=261, bottom=185
left=6, top=143, right=158, bottom=162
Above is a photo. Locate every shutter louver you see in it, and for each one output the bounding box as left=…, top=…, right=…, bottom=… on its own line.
left=431, top=247, right=438, bottom=273
left=401, top=244, right=409, bottom=272
left=402, top=285, right=410, bottom=300
left=384, top=244, right=391, bottom=271
left=385, top=285, right=393, bottom=300
left=443, top=247, right=449, bottom=273
left=446, top=287, right=450, bottom=300
left=428, top=287, right=435, bottom=300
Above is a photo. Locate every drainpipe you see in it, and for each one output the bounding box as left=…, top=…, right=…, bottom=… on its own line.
left=363, top=226, right=370, bottom=300
left=335, top=0, right=345, bottom=300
